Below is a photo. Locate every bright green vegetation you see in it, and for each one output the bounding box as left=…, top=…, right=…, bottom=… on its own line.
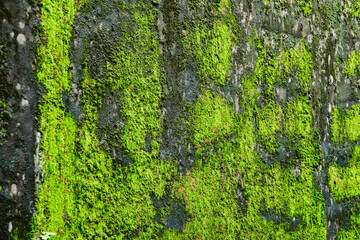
left=337, top=208, right=360, bottom=239
left=29, top=0, right=359, bottom=238
left=257, top=103, right=282, bottom=154
left=345, top=0, right=360, bottom=17
left=331, top=104, right=360, bottom=144
left=163, top=2, right=244, bottom=238
left=188, top=89, right=234, bottom=147
left=263, top=0, right=312, bottom=15
left=329, top=104, right=360, bottom=200
left=172, top=22, right=324, bottom=236
left=329, top=52, right=360, bottom=238
left=253, top=40, right=312, bottom=98
left=34, top=0, right=84, bottom=238
left=285, top=98, right=320, bottom=166
left=237, top=40, right=325, bottom=238
left=353, top=0, right=360, bottom=17
left=34, top=0, right=176, bottom=239
left=183, top=0, right=233, bottom=86
left=189, top=0, right=230, bottom=11
left=345, top=50, right=360, bottom=77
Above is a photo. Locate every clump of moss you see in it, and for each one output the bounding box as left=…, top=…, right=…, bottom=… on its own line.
left=253, top=40, right=312, bottom=98
left=257, top=103, right=282, bottom=154
left=187, top=89, right=233, bottom=147
left=33, top=0, right=86, bottom=238
left=34, top=0, right=176, bottom=239
left=0, top=99, right=7, bottom=138
left=345, top=0, right=360, bottom=17
left=184, top=20, right=233, bottom=86
left=235, top=38, right=325, bottom=238
left=329, top=105, right=360, bottom=199
left=345, top=50, right=360, bottom=77
left=336, top=208, right=360, bottom=239
left=331, top=104, right=360, bottom=144
left=263, top=0, right=312, bottom=15
left=189, top=0, right=230, bottom=12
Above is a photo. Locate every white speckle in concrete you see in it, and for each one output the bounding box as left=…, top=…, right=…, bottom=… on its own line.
left=21, top=99, right=29, bottom=107
left=8, top=222, right=12, bottom=233
left=17, top=34, right=26, bottom=45
left=19, top=21, right=25, bottom=29
left=307, top=34, right=313, bottom=44
left=10, top=184, right=17, bottom=197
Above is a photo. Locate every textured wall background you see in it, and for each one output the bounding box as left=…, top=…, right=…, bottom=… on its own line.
left=1, top=0, right=360, bottom=239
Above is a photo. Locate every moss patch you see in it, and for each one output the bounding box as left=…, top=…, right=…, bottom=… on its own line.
left=253, top=39, right=312, bottom=98
left=345, top=50, right=360, bottom=77
left=187, top=89, right=233, bottom=147
left=33, top=0, right=176, bottom=239
left=263, top=0, right=312, bottom=15
left=235, top=38, right=325, bottom=238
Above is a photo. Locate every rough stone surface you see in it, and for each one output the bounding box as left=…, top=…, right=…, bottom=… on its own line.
left=1, top=0, right=360, bottom=239
left=0, top=0, right=40, bottom=238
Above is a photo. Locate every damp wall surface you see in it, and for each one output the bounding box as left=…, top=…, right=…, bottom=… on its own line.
left=1, top=0, right=360, bottom=239
left=0, top=0, right=39, bottom=238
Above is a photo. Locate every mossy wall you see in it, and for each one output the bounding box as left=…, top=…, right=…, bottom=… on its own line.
left=1, top=0, right=360, bottom=239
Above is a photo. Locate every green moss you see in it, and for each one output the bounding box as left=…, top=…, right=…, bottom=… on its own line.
left=345, top=0, right=360, bottom=17
left=345, top=104, right=360, bottom=142
left=33, top=0, right=85, bottom=238
left=170, top=165, right=239, bottom=239
left=257, top=103, right=282, bottom=154
left=253, top=40, right=312, bottom=98
left=331, top=104, right=360, bottom=144
left=0, top=100, right=7, bottom=138
left=345, top=50, right=360, bottom=77
left=263, top=0, right=312, bottom=15
left=34, top=1, right=176, bottom=238
left=233, top=37, right=325, bottom=238
left=187, top=89, right=234, bottom=147
left=337, top=209, right=360, bottom=239
left=329, top=145, right=360, bottom=200
left=184, top=20, right=233, bottom=86
left=330, top=104, right=360, bottom=234
left=183, top=0, right=235, bottom=87
left=285, top=98, right=320, bottom=167
left=189, top=0, right=230, bottom=11
left=331, top=106, right=345, bottom=143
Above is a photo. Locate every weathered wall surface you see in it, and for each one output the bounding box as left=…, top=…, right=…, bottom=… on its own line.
left=1, top=0, right=360, bottom=239
left=0, top=0, right=40, bottom=238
